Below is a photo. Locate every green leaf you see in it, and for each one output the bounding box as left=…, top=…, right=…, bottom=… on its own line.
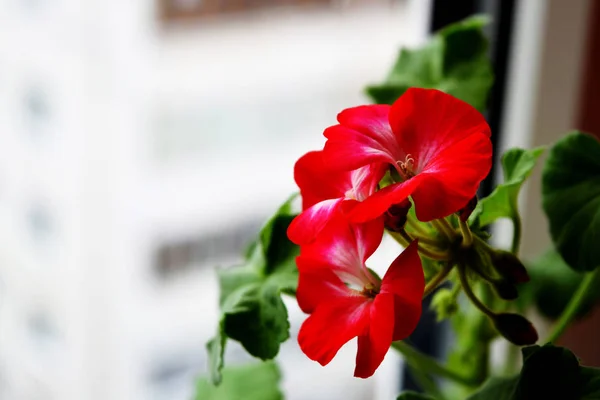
left=206, top=324, right=226, bottom=385
left=260, top=195, right=299, bottom=276
left=366, top=15, right=493, bottom=111
left=206, top=195, right=300, bottom=383
left=196, top=361, right=283, bottom=400
left=223, top=283, right=290, bottom=360
left=466, top=377, right=518, bottom=400
left=396, top=392, right=437, bottom=400
left=542, top=132, right=600, bottom=271
left=580, top=367, right=600, bottom=399
left=521, top=248, right=600, bottom=319
left=470, top=147, right=545, bottom=228
left=218, top=265, right=262, bottom=306
left=515, top=345, right=580, bottom=399
left=465, top=344, right=600, bottom=400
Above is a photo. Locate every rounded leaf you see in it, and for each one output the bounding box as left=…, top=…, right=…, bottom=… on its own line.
left=542, top=132, right=600, bottom=271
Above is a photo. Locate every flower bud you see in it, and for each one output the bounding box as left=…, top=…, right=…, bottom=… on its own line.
left=492, top=251, right=530, bottom=284
left=384, top=199, right=412, bottom=232
left=493, top=313, right=538, bottom=346
left=458, top=196, right=478, bottom=222
left=492, top=280, right=519, bottom=300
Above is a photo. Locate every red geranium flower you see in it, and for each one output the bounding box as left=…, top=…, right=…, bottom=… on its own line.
left=296, top=215, right=424, bottom=378
left=287, top=150, right=386, bottom=245
left=323, top=88, right=492, bottom=222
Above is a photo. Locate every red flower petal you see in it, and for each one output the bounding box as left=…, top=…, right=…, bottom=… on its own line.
left=295, top=262, right=352, bottom=314
left=323, top=105, right=399, bottom=171
left=295, top=151, right=349, bottom=209
left=389, top=88, right=490, bottom=170
left=380, top=241, right=424, bottom=341
left=287, top=198, right=344, bottom=246
left=354, top=292, right=395, bottom=378
left=322, top=88, right=492, bottom=223
left=298, top=295, right=371, bottom=367
left=298, top=215, right=384, bottom=288
left=412, top=133, right=492, bottom=221
left=347, top=175, right=423, bottom=223
left=347, top=163, right=388, bottom=202
left=291, top=149, right=387, bottom=244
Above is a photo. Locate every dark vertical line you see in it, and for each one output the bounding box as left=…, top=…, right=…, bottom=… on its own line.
left=480, top=0, right=518, bottom=196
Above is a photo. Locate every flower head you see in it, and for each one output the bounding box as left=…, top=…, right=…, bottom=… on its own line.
left=323, top=88, right=492, bottom=222
left=296, top=215, right=424, bottom=378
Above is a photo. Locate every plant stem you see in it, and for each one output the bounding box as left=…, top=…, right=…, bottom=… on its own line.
left=407, top=215, right=431, bottom=237
left=432, top=219, right=457, bottom=241
left=389, top=230, right=449, bottom=260
left=459, top=218, right=473, bottom=248
left=391, top=341, right=478, bottom=387
left=546, top=268, right=599, bottom=343
left=388, top=231, right=411, bottom=247
left=419, top=245, right=451, bottom=261
left=411, top=233, right=443, bottom=248
left=423, top=263, right=453, bottom=298
left=510, top=211, right=522, bottom=255
left=472, top=234, right=496, bottom=255
left=457, top=267, right=496, bottom=318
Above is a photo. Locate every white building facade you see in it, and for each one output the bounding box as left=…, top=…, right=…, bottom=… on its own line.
left=0, top=1, right=428, bottom=399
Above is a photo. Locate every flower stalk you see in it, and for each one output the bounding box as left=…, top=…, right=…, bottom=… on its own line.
left=459, top=218, right=473, bottom=248
left=546, top=268, right=600, bottom=343
left=392, top=341, right=478, bottom=387
left=423, top=263, right=453, bottom=298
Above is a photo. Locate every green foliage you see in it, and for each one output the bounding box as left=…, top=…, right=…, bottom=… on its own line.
left=206, top=326, right=226, bottom=385
left=465, top=344, right=600, bottom=399
left=542, top=132, right=600, bottom=271
left=207, top=196, right=299, bottom=385
left=196, top=361, right=283, bottom=400
left=447, top=284, right=496, bottom=387
left=430, top=287, right=459, bottom=321
left=465, top=377, right=520, bottom=400
left=366, top=15, right=493, bottom=111
left=396, top=392, right=436, bottom=400
left=521, top=248, right=600, bottom=319
left=470, top=147, right=545, bottom=228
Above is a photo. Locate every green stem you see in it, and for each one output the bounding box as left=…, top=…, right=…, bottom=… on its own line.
left=389, top=230, right=449, bottom=260
left=473, top=234, right=496, bottom=256
left=391, top=341, right=478, bottom=387
left=411, top=233, right=444, bottom=248
left=423, top=263, right=453, bottom=298
left=407, top=215, right=431, bottom=237
left=432, top=219, right=456, bottom=241
left=457, top=267, right=496, bottom=318
left=459, top=218, right=473, bottom=248
left=419, top=245, right=451, bottom=261
left=546, top=269, right=599, bottom=343
left=510, top=211, right=522, bottom=255
left=388, top=230, right=411, bottom=247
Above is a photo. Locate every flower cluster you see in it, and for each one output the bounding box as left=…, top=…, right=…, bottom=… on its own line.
left=288, top=88, right=493, bottom=378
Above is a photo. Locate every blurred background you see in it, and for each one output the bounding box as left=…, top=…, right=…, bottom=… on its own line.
left=0, top=0, right=598, bottom=399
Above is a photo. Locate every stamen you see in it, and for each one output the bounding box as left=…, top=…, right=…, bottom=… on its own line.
left=396, top=154, right=416, bottom=180
left=361, top=284, right=380, bottom=299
